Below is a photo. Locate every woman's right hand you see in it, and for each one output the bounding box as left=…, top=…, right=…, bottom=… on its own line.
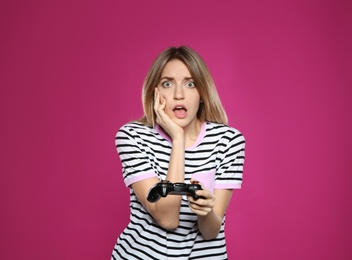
left=154, top=88, right=184, bottom=141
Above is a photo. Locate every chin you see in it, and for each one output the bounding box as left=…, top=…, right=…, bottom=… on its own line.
left=176, top=119, right=197, bottom=129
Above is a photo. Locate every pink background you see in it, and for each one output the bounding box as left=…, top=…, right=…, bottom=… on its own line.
left=1, top=0, right=351, bottom=259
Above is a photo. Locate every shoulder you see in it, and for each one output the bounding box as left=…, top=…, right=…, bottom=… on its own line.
left=115, top=121, right=161, bottom=148
left=116, top=121, right=153, bottom=138
left=206, top=122, right=245, bottom=141
left=205, top=122, right=245, bottom=153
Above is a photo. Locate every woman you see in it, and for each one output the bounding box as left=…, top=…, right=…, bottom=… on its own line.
left=112, top=46, right=245, bottom=259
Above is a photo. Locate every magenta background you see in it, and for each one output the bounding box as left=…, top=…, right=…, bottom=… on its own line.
left=1, top=0, right=351, bottom=259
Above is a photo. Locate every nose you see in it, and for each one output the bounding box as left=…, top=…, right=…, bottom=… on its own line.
left=173, top=85, right=184, bottom=100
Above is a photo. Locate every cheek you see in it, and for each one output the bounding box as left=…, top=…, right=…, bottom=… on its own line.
left=158, top=90, right=172, bottom=101
left=193, top=103, right=201, bottom=112
left=191, top=94, right=201, bottom=107
left=191, top=102, right=201, bottom=114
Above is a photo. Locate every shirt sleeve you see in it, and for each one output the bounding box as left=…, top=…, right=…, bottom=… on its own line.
left=214, top=130, right=245, bottom=189
left=115, top=125, right=157, bottom=187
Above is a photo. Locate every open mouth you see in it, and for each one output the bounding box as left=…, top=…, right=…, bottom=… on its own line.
left=173, top=106, right=187, bottom=112
left=173, top=105, right=187, bottom=118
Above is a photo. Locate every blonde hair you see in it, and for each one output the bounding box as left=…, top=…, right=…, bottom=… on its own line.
left=138, top=46, right=228, bottom=126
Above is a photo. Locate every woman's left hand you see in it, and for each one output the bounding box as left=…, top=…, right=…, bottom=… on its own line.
left=188, top=179, right=215, bottom=216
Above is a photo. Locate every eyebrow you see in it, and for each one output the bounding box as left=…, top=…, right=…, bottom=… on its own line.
left=160, top=76, right=194, bottom=81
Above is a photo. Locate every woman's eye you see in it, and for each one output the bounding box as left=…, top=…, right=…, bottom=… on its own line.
left=186, top=82, right=196, bottom=88
left=162, top=81, right=172, bottom=87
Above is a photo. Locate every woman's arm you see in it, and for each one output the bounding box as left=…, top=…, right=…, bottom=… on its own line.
left=190, top=128, right=245, bottom=239
left=131, top=137, right=185, bottom=230
left=131, top=88, right=186, bottom=229
left=188, top=188, right=233, bottom=240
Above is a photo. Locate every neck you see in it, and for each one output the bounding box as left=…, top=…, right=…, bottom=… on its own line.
left=184, top=119, right=202, bottom=148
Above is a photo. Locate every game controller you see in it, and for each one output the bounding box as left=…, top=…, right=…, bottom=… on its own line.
left=147, top=180, right=204, bottom=203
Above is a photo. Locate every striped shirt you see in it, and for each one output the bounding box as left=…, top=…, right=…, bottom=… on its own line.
left=112, top=121, right=245, bottom=259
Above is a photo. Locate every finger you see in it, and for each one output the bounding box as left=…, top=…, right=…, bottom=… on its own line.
left=190, top=178, right=204, bottom=188
left=189, top=202, right=213, bottom=215
left=188, top=192, right=215, bottom=208
left=190, top=203, right=213, bottom=213
left=190, top=178, right=198, bottom=183
left=154, top=89, right=163, bottom=120
left=192, top=208, right=212, bottom=216
left=160, top=97, right=166, bottom=110
left=189, top=179, right=210, bottom=199
left=154, top=88, right=159, bottom=108
left=154, top=89, right=167, bottom=113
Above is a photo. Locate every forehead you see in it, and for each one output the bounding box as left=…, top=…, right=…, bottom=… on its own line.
left=161, top=59, right=191, bottom=77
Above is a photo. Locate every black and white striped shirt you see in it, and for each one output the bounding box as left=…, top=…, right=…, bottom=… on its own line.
left=112, top=121, right=245, bottom=259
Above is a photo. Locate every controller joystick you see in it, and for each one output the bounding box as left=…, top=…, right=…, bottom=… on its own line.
left=147, top=180, right=204, bottom=203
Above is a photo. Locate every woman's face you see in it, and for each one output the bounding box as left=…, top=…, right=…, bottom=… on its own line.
left=157, top=59, right=201, bottom=129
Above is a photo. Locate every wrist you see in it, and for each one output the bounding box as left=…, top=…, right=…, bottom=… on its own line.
left=172, top=135, right=185, bottom=146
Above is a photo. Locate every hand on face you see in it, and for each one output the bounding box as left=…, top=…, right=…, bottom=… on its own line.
left=187, top=179, right=215, bottom=216
left=154, top=87, right=184, bottom=140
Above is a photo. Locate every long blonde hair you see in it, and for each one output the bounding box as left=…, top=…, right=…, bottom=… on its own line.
left=138, top=46, right=228, bottom=126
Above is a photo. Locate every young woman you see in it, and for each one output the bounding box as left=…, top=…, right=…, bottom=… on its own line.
left=112, top=46, right=245, bottom=259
